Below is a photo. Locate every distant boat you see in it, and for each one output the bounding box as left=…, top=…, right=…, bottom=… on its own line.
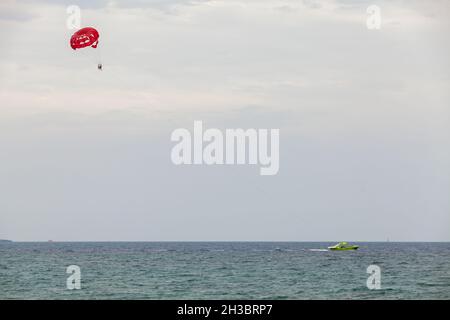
left=328, top=242, right=359, bottom=251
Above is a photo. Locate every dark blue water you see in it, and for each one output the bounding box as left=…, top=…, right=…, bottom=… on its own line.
left=1, top=242, right=449, bottom=299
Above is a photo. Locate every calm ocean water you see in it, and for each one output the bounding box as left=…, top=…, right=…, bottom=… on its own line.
left=0, top=242, right=449, bottom=299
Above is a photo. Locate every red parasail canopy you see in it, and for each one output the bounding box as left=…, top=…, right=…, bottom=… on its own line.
left=70, top=27, right=99, bottom=50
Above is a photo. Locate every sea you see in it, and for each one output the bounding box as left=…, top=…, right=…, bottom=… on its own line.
left=0, top=242, right=449, bottom=299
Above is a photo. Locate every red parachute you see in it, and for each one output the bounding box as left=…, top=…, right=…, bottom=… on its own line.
left=70, top=27, right=99, bottom=50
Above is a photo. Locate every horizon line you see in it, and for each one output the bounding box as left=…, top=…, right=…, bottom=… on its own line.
left=2, top=240, right=450, bottom=243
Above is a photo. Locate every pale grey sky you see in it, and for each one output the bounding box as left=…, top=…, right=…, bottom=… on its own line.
left=0, top=0, right=449, bottom=241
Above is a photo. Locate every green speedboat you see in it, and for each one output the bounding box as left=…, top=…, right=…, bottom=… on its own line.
left=328, top=242, right=359, bottom=251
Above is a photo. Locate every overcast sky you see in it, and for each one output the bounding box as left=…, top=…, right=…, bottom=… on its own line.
left=0, top=0, right=449, bottom=241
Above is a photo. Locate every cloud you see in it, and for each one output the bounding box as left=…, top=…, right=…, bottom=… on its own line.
left=1, top=0, right=449, bottom=240
left=17, top=0, right=209, bottom=12
left=0, top=1, right=37, bottom=21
